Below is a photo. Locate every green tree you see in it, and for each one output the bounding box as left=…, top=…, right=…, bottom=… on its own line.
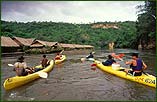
left=136, top=1, right=156, bottom=49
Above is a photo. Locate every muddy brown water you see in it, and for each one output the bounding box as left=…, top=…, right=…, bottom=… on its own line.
left=1, top=49, right=156, bottom=101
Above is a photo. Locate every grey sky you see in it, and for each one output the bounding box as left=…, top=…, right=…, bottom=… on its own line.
left=1, top=1, right=144, bottom=23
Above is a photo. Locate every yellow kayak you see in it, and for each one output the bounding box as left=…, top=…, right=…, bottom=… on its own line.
left=94, top=60, right=156, bottom=88
left=3, top=60, right=54, bottom=90
left=55, top=55, right=66, bottom=64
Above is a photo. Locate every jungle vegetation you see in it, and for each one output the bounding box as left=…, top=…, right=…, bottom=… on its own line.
left=1, top=1, right=155, bottom=50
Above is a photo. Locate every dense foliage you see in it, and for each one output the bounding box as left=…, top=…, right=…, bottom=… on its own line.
left=136, top=1, right=156, bottom=49
left=1, top=20, right=137, bottom=49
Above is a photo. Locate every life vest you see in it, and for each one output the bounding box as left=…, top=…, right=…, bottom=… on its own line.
left=55, top=55, right=61, bottom=60
left=131, top=59, right=143, bottom=71
left=102, top=59, right=116, bottom=66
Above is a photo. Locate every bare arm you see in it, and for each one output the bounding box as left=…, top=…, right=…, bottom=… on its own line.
left=23, top=62, right=27, bottom=69
left=142, top=61, right=147, bottom=70
left=125, top=60, right=133, bottom=65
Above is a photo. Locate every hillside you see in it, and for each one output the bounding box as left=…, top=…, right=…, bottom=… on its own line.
left=1, top=20, right=137, bottom=49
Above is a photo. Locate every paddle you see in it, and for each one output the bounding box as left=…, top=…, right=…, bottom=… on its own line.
left=91, top=63, right=97, bottom=71
left=8, top=64, right=14, bottom=66
left=111, top=53, right=125, bottom=61
left=8, top=64, right=48, bottom=78
left=37, top=71, right=48, bottom=78
left=90, top=58, right=97, bottom=71
left=59, top=50, right=64, bottom=55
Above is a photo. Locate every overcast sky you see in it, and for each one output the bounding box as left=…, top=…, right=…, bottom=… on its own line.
left=1, top=1, right=145, bottom=23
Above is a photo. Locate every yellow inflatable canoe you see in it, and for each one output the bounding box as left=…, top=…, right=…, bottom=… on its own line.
left=55, top=55, right=66, bottom=64
left=3, top=60, right=54, bottom=90
left=94, top=60, right=156, bottom=88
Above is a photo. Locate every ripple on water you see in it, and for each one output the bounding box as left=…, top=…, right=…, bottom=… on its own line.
left=2, top=50, right=156, bottom=101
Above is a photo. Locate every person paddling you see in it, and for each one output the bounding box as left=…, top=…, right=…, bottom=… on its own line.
left=55, top=53, right=62, bottom=60
left=14, top=56, right=33, bottom=76
left=86, top=52, right=95, bottom=59
left=34, top=55, right=49, bottom=72
left=81, top=52, right=95, bottom=62
left=41, top=55, right=49, bottom=68
left=124, top=53, right=147, bottom=76
left=55, top=50, right=64, bottom=60
left=102, top=55, right=116, bottom=66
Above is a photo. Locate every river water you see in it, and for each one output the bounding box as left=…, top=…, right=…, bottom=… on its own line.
left=1, top=49, right=156, bottom=101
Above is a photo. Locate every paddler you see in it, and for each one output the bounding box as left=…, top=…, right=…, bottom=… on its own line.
left=55, top=50, right=64, bottom=60
left=34, top=55, right=49, bottom=72
left=55, top=53, right=62, bottom=60
left=14, top=56, right=33, bottom=76
left=86, top=52, right=95, bottom=59
left=81, top=52, right=95, bottom=62
left=124, top=53, right=147, bottom=76
left=102, top=55, right=116, bottom=66
left=40, top=55, right=49, bottom=68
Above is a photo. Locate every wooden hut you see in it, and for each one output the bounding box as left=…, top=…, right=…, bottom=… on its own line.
left=32, top=40, right=57, bottom=47
left=12, top=37, right=35, bottom=47
left=83, top=45, right=94, bottom=49
left=1, top=36, right=20, bottom=52
left=73, top=44, right=94, bottom=50
left=73, top=44, right=85, bottom=49
left=30, top=40, right=60, bottom=53
left=59, top=43, right=75, bottom=50
left=59, top=43, right=94, bottom=50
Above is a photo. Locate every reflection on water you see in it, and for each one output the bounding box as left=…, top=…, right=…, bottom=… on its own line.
left=1, top=49, right=156, bottom=101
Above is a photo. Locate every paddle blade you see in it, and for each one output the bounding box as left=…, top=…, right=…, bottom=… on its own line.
left=8, top=64, right=14, bottom=67
left=38, top=72, right=48, bottom=78
left=90, top=63, right=97, bottom=71
left=118, top=54, right=125, bottom=58
left=91, top=63, right=96, bottom=67
left=111, top=53, right=124, bottom=61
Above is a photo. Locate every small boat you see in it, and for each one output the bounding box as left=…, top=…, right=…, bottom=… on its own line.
left=94, top=60, right=156, bottom=88
left=55, top=55, right=66, bottom=64
left=3, top=60, right=54, bottom=90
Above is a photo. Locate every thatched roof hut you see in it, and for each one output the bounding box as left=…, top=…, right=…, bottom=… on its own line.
left=1, top=36, right=20, bottom=47
left=83, top=45, right=94, bottom=49
left=59, top=43, right=75, bottom=49
left=31, top=40, right=58, bottom=47
left=73, top=44, right=84, bottom=49
left=59, top=43, right=94, bottom=50
left=12, top=37, right=35, bottom=47
left=1, top=36, right=21, bottom=53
